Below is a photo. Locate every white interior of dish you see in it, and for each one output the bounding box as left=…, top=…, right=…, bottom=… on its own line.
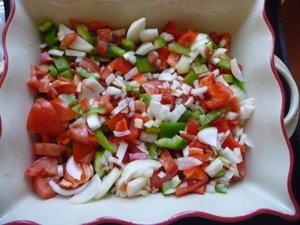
left=0, top=0, right=296, bottom=224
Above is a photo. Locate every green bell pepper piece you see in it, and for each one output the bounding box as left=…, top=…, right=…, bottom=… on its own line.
left=154, top=36, right=166, bottom=49
left=199, top=109, right=225, bottom=126
left=49, top=64, right=58, bottom=77
left=60, top=68, right=73, bottom=80
left=86, top=107, right=107, bottom=115
left=178, top=109, right=192, bottom=122
left=135, top=57, right=155, bottom=73
left=59, top=94, right=77, bottom=107
left=38, top=21, right=54, bottom=33
left=106, top=44, right=126, bottom=58
left=148, top=143, right=159, bottom=160
left=206, top=40, right=218, bottom=51
left=168, top=42, right=191, bottom=56
left=234, top=78, right=246, bottom=91
left=121, top=38, right=136, bottom=51
left=54, top=57, right=69, bottom=72
left=216, top=54, right=231, bottom=70
left=93, top=150, right=106, bottom=177
left=161, top=175, right=181, bottom=195
left=42, top=29, right=58, bottom=47
left=95, top=129, right=116, bottom=153
left=193, top=64, right=208, bottom=74
left=215, top=183, right=228, bottom=194
left=193, top=55, right=206, bottom=66
left=155, top=135, right=188, bottom=150
left=76, top=25, right=95, bottom=44
left=184, top=69, right=198, bottom=85
left=140, top=93, right=152, bottom=105
left=71, top=103, right=82, bottom=114
left=76, top=67, right=99, bottom=79
left=190, top=107, right=205, bottom=120
left=223, top=74, right=234, bottom=84
left=214, top=169, right=225, bottom=178
left=125, top=83, right=139, bottom=93
left=159, top=122, right=186, bottom=138
left=145, top=127, right=160, bottom=134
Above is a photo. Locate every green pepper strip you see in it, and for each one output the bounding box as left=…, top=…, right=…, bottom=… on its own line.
left=140, top=93, right=152, bottom=105
left=168, top=43, right=191, bottom=56
left=86, top=107, right=107, bottom=116
left=42, top=29, right=58, bottom=47
left=146, top=127, right=160, bottom=134
left=121, top=39, right=135, bottom=51
left=223, top=74, right=234, bottom=84
left=148, top=143, right=159, bottom=160
left=49, top=65, right=58, bottom=77
left=54, top=57, right=70, bottom=72
left=199, top=109, right=226, bottom=126
left=93, top=150, right=106, bottom=177
left=216, top=54, right=231, bottom=70
left=193, top=64, right=208, bottom=74
left=60, top=68, right=73, bottom=80
left=76, top=67, right=99, bottom=79
left=154, top=36, right=166, bottom=49
left=135, top=57, right=155, bottom=73
left=155, top=135, right=188, bottom=150
left=106, top=44, right=126, bottom=58
left=76, top=25, right=95, bottom=44
left=178, top=109, right=192, bottom=122
left=159, top=122, right=186, bottom=138
left=184, top=69, right=198, bottom=85
left=94, top=129, right=116, bottom=153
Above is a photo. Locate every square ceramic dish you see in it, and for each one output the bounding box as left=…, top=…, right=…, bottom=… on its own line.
left=0, top=0, right=299, bottom=224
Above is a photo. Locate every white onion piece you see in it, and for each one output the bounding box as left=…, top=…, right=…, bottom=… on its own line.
left=105, top=73, right=115, bottom=85
left=152, top=94, right=162, bottom=102
left=176, top=55, right=191, bottom=74
left=139, top=29, right=158, bottom=42
left=226, top=111, right=239, bottom=120
left=87, top=114, right=102, bottom=130
left=191, top=86, right=208, bottom=96
left=39, top=43, right=47, bottom=48
left=212, top=48, right=227, bottom=58
left=111, top=99, right=128, bottom=115
left=126, top=18, right=146, bottom=43
left=216, top=75, right=229, bottom=87
left=79, top=77, right=104, bottom=100
left=123, top=51, right=137, bottom=64
left=66, top=156, right=82, bottom=180
left=116, top=141, right=128, bottom=163
left=182, top=146, right=189, bottom=157
left=158, top=171, right=166, bottom=179
left=105, top=86, right=122, bottom=96
left=113, top=130, right=131, bottom=137
left=184, top=96, right=194, bottom=108
left=169, top=104, right=186, bottom=122
left=65, top=49, right=86, bottom=57
left=126, top=177, right=147, bottom=197
left=205, top=158, right=223, bottom=177
left=48, top=49, right=64, bottom=57
left=140, top=132, right=158, bottom=143
left=197, top=127, right=218, bottom=147
left=160, top=32, right=174, bottom=42
left=231, top=58, right=243, bottom=81
left=175, top=157, right=202, bottom=170
left=69, top=36, right=94, bottom=53
left=95, top=168, right=121, bottom=199
left=70, top=175, right=101, bottom=204
left=134, top=118, right=144, bottom=129
left=124, top=67, right=138, bottom=80
left=57, top=165, right=64, bottom=177
left=240, top=103, right=255, bottom=120
left=48, top=179, right=88, bottom=196
left=221, top=147, right=242, bottom=164
left=136, top=42, right=155, bottom=55
left=181, top=84, right=192, bottom=95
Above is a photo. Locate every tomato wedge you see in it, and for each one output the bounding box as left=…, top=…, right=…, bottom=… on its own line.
left=24, top=156, right=58, bottom=177
left=114, top=118, right=128, bottom=132
left=33, top=143, right=65, bottom=157
left=50, top=98, right=77, bottom=121
left=109, top=58, right=133, bottom=73
left=73, top=141, right=96, bottom=164
left=32, top=176, right=56, bottom=199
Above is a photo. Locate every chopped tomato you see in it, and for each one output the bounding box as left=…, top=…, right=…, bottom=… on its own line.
left=96, top=40, right=108, bottom=56
left=164, top=21, right=185, bottom=40
left=32, top=176, right=56, bottom=199
left=231, top=97, right=240, bottom=112
left=73, top=141, right=96, bottom=164
left=190, top=139, right=209, bottom=150
left=166, top=52, right=180, bottom=68
left=183, top=166, right=208, bottom=183
left=99, top=65, right=113, bottom=80
left=50, top=98, right=77, bottom=121
left=157, top=47, right=171, bottom=62
left=78, top=57, right=100, bottom=73
left=54, top=83, right=77, bottom=94
left=60, top=32, right=77, bottom=48
left=209, top=32, right=221, bottom=44
left=27, top=98, right=67, bottom=134
left=33, top=143, right=65, bottom=157
left=97, top=95, right=114, bottom=112
left=123, top=127, right=141, bottom=143
left=69, top=125, right=98, bottom=145
left=56, top=129, right=72, bottom=145
left=177, top=30, right=198, bottom=48
left=142, top=81, right=160, bottom=95
left=106, top=113, right=127, bottom=131
left=186, top=119, right=200, bottom=135
left=222, top=134, right=246, bottom=153
left=24, top=156, right=58, bottom=177
left=193, top=184, right=206, bottom=194
left=27, top=76, right=40, bottom=90
left=199, top=74, right=215, bottom=87
left=39, top=76, right=51, bottom=93
left=180, top=132, right=197, bottom=143
left=159, top=149, right=178, bottom=174
left=96, top=29, right=113, bottom=42
left=175, top=181, right=203, bottom=197
left=212, top=118, right=230, bottom=132
left=115, top=119, right=128, bottom=132
left=150, top=168, right=178, bottom=190
left=161, top=94, right=174, bottom=105
left=132, top=73, right=147, bottom=85
left=85, top=21, right=108, bottom=32
left=134, top=100, right=147, bottom=113
left=133, top=113, right=149, bottom=123
left=110, top=58, right=133, bottom=73
left=227, top=119, right=240, bottom=131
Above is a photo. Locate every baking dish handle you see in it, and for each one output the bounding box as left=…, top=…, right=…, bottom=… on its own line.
left=274, top=55, right=299, bottom=137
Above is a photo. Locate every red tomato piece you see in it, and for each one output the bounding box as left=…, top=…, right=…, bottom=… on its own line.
left=27, top=98, right=67, bottom=134
left=175, top=181, right=202, bottom=197
left=159, top=149, right=178, bottom=174
left=222, top=134, right=246, bottom=153
left=32, top=176, right=56, bottom=199
left=166, top=52, right=180, bottom=68
left=85, top=21, right=108, bottom=32
left=199, top=74, right=215, bottom=86
left=69, top=125, right=97, bottom=145
left=78, top=57, right=100, bottom=73
left=73, top=141, right=96, bottom=164
left=60, top=32, right=77, bottom=48
left=183, top=166, right=209, bottom=183
left=157, top=47, right=171, bottom=62
left=180, top=132, right=197, bottom=143
left=39, top=76, right=51, bottom=93
left=123, top=127, right=141, bottom=143
left=114, top=119, right=128, bottom=132
left=193, top=184, right=206, bottom=194
left=142, top=81, right=160, bottom=95
left=177, top=30, right=198, bottom=48
left=50, top=98, right=77, bottom=121
left=164, top=21, right=185, bottom=40
left=27, top=76, right=40, bottom=90
left=96, top=40, right=108, bottom=56
left=106, top=113, right=127, bottom=131
left=97, top=95, right=114, bottom=113
left=24, top=156, right=58, bottom=177
left=110, top=58, right=133, bottom=74
left=54, top=83, right=77, bottom=94
left=132, top=73, right=147, bottom=85
left=99, top=65, right=113, bottom=80
left=209, top=32, right=221, bottom=44
left=33, top=143, right=65, bottom=157
left=96, top=29, right=113, bottom=42
left=161, top=94, right=174, bottom=105
left=186, top=119, right=200, bottom=135
left=134, top=100, right=147, bottom=113
left=56, top=129, right=72, bottom=145
left=211, top=118, right=230, bottom=132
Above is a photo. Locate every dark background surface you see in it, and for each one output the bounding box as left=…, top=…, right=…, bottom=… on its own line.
left=4, top=0, right=299, bottom=224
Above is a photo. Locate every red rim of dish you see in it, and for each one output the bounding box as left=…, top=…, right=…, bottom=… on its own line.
left=1, top=0, right=299, bottom=224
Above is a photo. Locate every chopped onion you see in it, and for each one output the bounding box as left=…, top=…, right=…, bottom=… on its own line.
left=126, top=17, right=146, bottom=43
left=113, top=130, right=131, bottom=137
left=240, top=103, right=255, bottom=120
left=211, top=57, right=221, bottom=65
left=205, top=183, right=216, bottom=193
left=124, top=67, right=138, bottom=80
left=160, top=32, right=174, bottom=42
left=65, top=49, right=86, bottom=57
left=39, top=43, right=47, bottom=48
left=176, top=55, right=191, bottom=74
left=105, top=73, right=116, bottom=85
left=181, top=84, right=192, bottom=95
left=197, top=127, right=218, bottom=147
left=48, top=179, right=88, bottom=196
left=136, top=42, right=155, bottom=55
left=212, top=69, right=220, bottom=77
left=95, top=168, right=121, bottom=199
left=116, top=141, right=128, bottom=163
left=172, top=89, right=183, bottom=97
left=70, top=117, right=86, bottom=128
left=70, top=174, right=101, bottom=204
left=231, top=58, right=243, bottom=81
left=184, top=96, right=194, bottom=108
left=87, top=114, right=102, bottom=130
left=79, top=77, right=104, bottom=100
left=216, top=75, right=229, bottom=87
left=66, top=156, right=82, bottom=180
left=111, top=99, right=128, bottom=115
left=126, top=177, right=147, bottom=197
left=205, top=158, right=223, bottom=177
left=139, top=29, right=159, bottom=42
left=191, top=86, right=208, bottom=96
left=48, top=49, right=64, bottom=57
left=134, top=118, right=144, bottom=129
left=225, top=111, right=239, bottom=120
left=105, top=86, right=122, bottom=96
left=157, top=171, right=166, bottom=179
left=144, top=120, right=155, bottom=128
left=129, top=152, right=147, bottom=161
left=69, top=36, right=94, bottom=53
left=169, top=104, right=186, bottom=122
left=123, top=51, right=137, bottom=64
left=109, top=156, right=125, bottom=168
left=152, top=94, right=162, bottom=102
left=57, top=165, right=64, bottom=177
left=175, top=157, right=202, bottom=170
left=193, top=80, right=200, bottom=88
left=182, top=146, right=189, bottom=157
left=171, top=80, right=181, bottom=90
left=221, top=147, right=242, bottom=164
left=212, top=48, right=227, bottom=58
left=140, top=132, right=158, bottom=143
left=158, top=68, right=177, bottom=81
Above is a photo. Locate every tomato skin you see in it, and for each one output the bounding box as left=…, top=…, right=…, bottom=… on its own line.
left=97, top=95, right=114, bottom=113
left=99, top=65, right=113, bottom=80
left=73, top=141, right=96, bottom=164
left=186, top=120, right=200, bottom=135
left=180, top=132, right=196, bottom=143
left=96, top=29, right=113, bottom=42
left=161, top=94, right=174, bottom=105
left=33, top=143, right=65, bottom=157
left=56, top=129, right=72, bottom=145
left=222, top=134, right=246, bottom=153
left=27, top=98, right=67, bottom=134
left=54, top=83, right=77, bottom=94
left=60, top=32, right=77, bottom=48
left=78, top=57, right=100, bottom=73
left=27, top=76, right=40, bottom=90
left=123, top=127, right=141, bottom=143
left=166, top=52, right=180, bottom=68
left=106, top=113, right=127, bottom=131
left=209, top=32, right=221, bottom=44
left=159, top=149, right=178, bottom=174
left=175, top=181, right=203, bottom=197
left=132, top=73, right=147, bottom=85
left=177, top=30, right=198, bottom=48
left=24, top=156, right=58, bottom=177
left=69, top=125, right=98, bottom=145
left=183, top=166, right=208, bottom=183
left=157, top=47, right=170, bottom=62
left=109, top=58, right=133, bottom=73
left=96, top=40, right=108, bottom=56
left=114, top=119, right=128, bottom=132
left=50, top=98, right=77, bottom=121
left=32, top=176, right=56, bottom=199
left=189, top=139, right=209, bottom=150
left=85, top=21, right=108, bottom=32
